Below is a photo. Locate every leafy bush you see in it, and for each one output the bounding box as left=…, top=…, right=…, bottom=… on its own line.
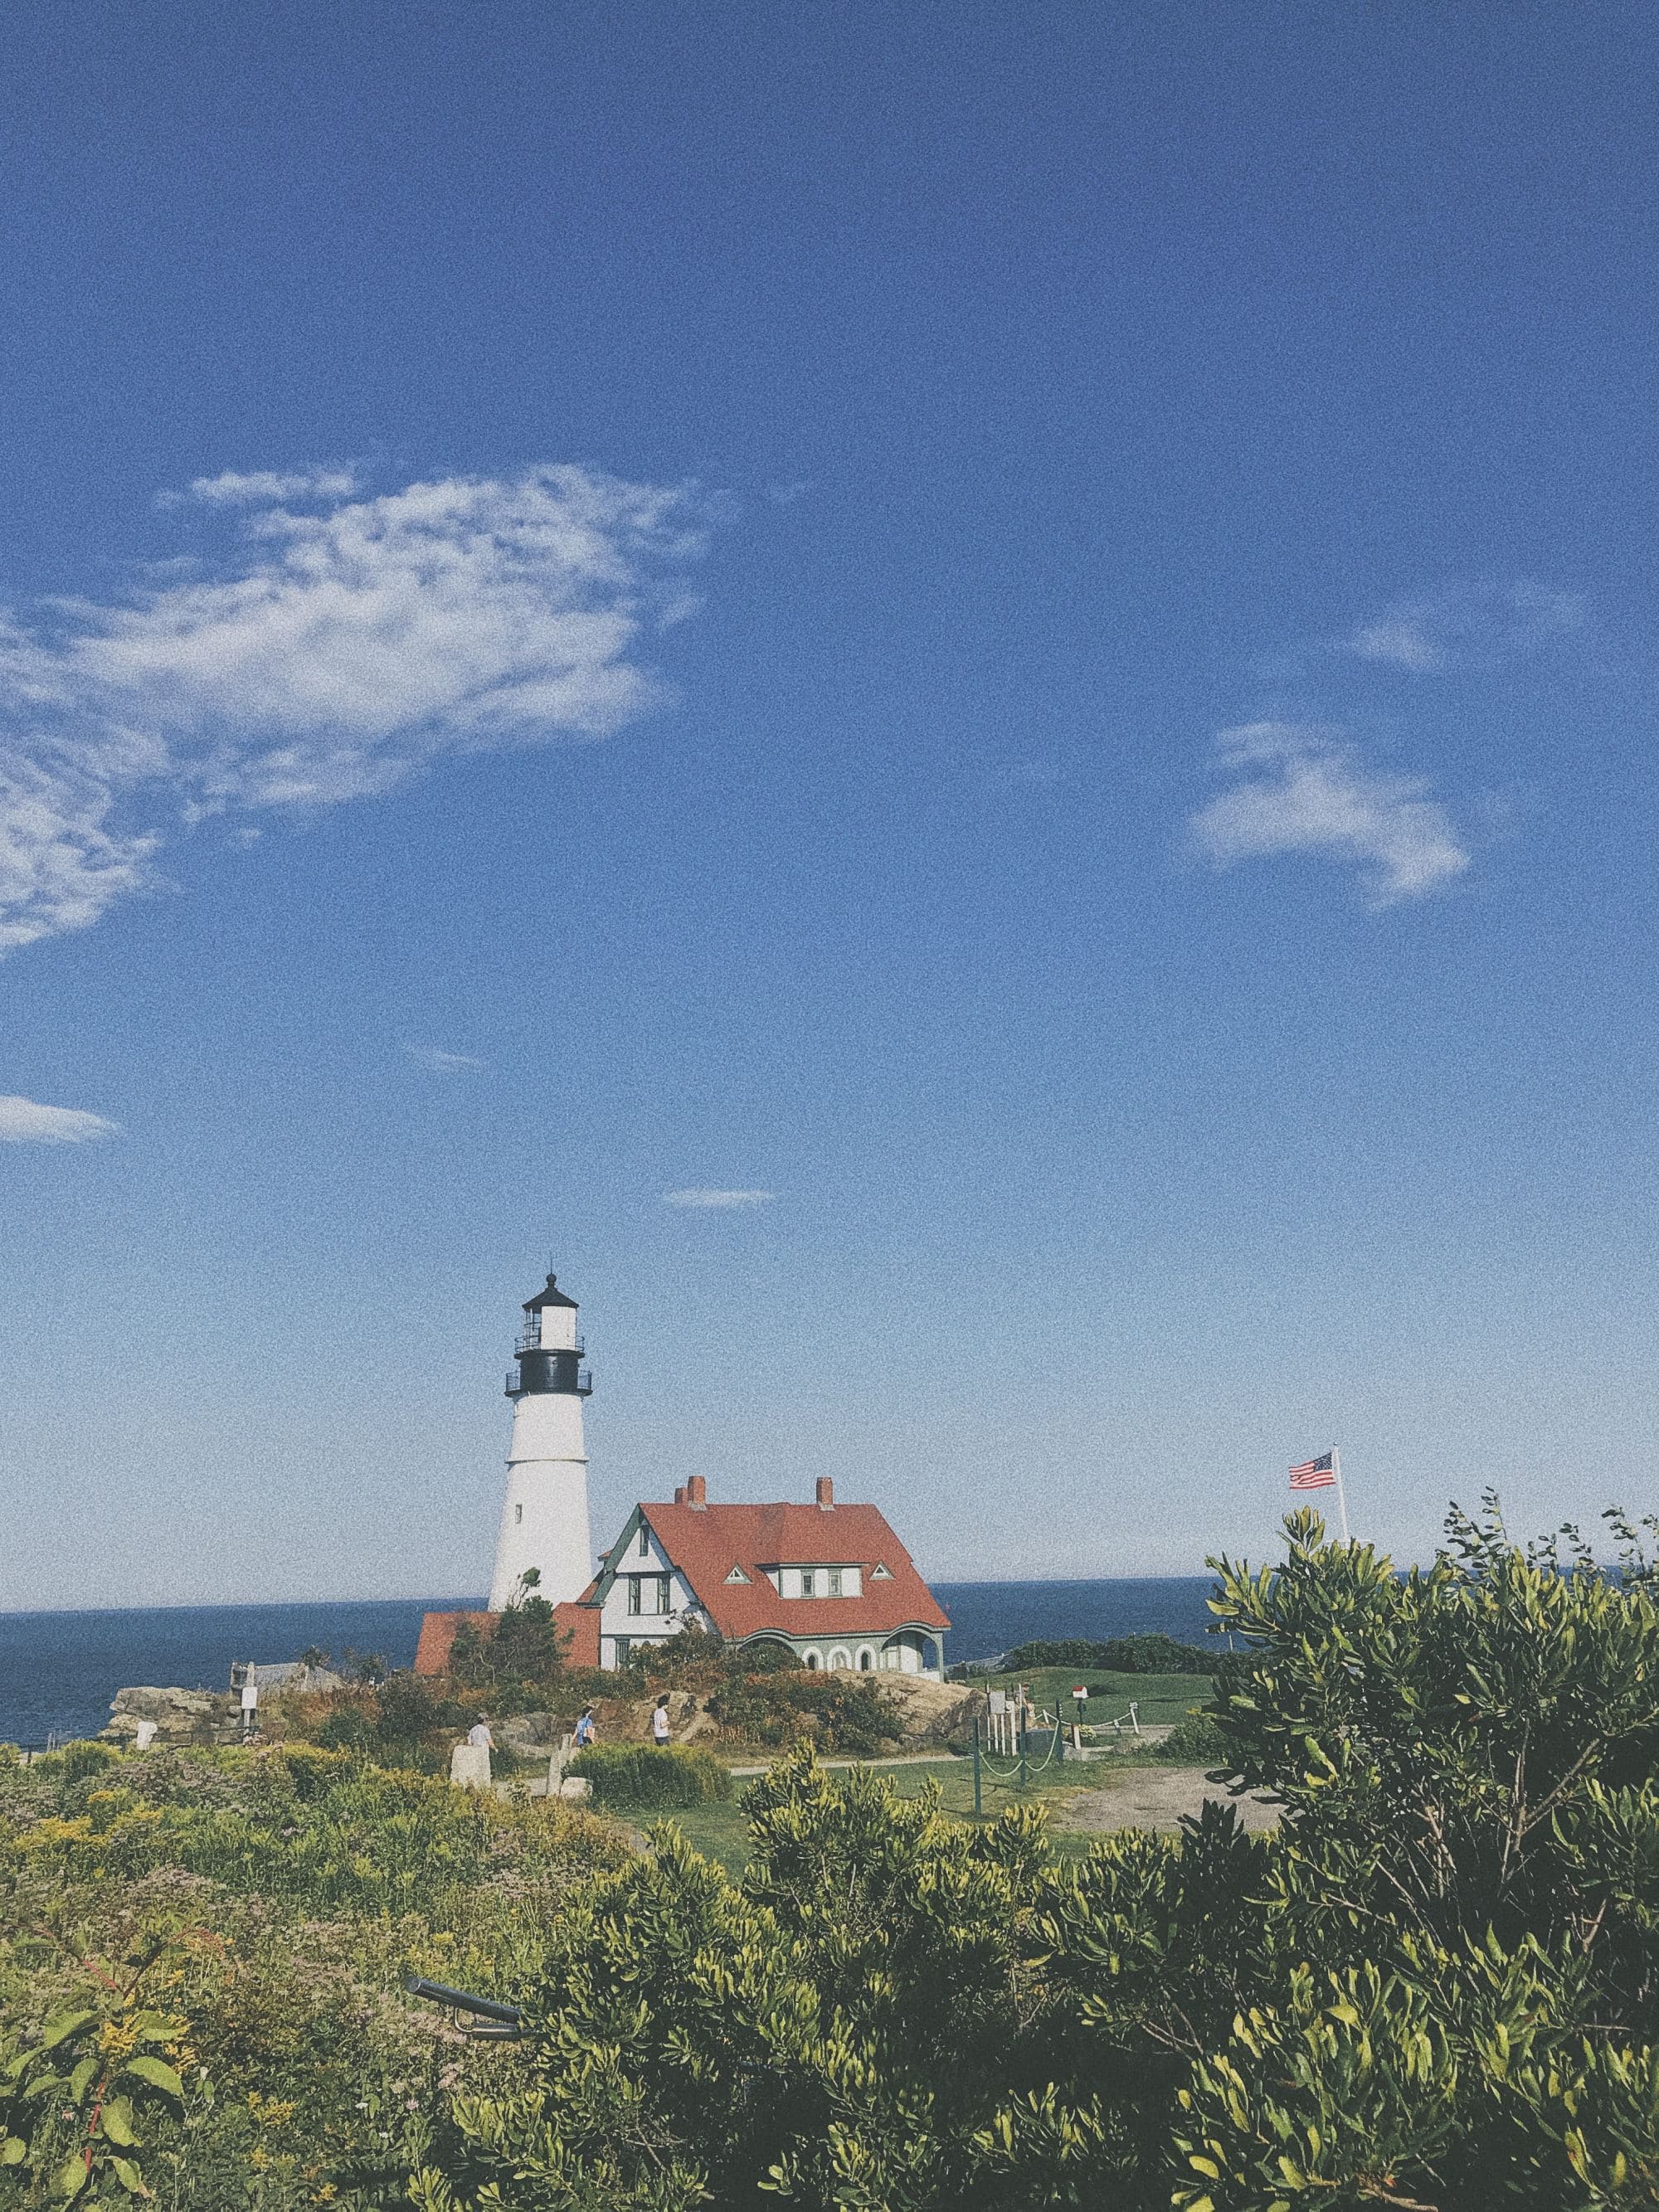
left=566, top=1743, right=733, bottom=1809
left=23, top=1497, right=1659, bottom=2208
left=1151, top=1711, right=1231, bottom=1763
left=705, top=1669, right=899, bottom=1753
left=1002, top=1632, right=1216, bottom=1674
left=410, top=1498, right=1659, bottom=2210
left=446, top=1592, right=570, bottom=1689
left=307, top=1671, right=470, bottom=1768
left=0, top=1739, right=628, bottom=2208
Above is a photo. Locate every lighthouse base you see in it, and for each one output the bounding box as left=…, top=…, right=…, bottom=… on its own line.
left=489, top=1455, right=592, bottom=1611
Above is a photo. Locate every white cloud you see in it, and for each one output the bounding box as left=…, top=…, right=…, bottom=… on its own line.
left=405, top=1045, right=485, bottom=1073
left=0, top=1094, right=119, bottom=1143
left=1348, top=582, right=1582, bottom=673
left=166, top=467, right=362, bottom=508
left=1190, top=722, right=1470, bottom=905
left=0, top=756, right=160, bottom=953
left=0, top=465, right=703, bottom=954
left=663, top=1188, right=776, bottom=1209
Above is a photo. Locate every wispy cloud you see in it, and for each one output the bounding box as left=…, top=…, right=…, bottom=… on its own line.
left=663, top=1188, right=776, bottom=1209
left=405, top=1045, right=485, bottom=1073
left=163, top=466, right=362, bottom=508
left=0, top=464, right=704, bottom=955
left=1347, top=581, right=1582, bottom=673
left=1190, top=722, right=1470, bottom=906
left=0, top=1094, right=119, bottom=1143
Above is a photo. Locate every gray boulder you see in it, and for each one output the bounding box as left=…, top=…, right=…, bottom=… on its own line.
left=103, top=1686, right=221, bottom=1741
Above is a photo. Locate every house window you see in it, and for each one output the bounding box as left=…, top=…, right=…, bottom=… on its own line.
left=800, top=1568, right=815, bottom=1597
left=653, top=1575, right=671, bottom=1614
left=638, top=1524, right=649, bottom=1557
left=627, top=1578, right=643, bottom=1616
left=828, top=1568, right=843, bottom=1597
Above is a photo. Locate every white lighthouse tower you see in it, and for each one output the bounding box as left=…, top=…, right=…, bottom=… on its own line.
left=488, top=1273, right=594, bottom=1612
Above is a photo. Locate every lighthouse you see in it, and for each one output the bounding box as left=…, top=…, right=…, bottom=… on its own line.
left=488, top=1273, right=594, bottom=1611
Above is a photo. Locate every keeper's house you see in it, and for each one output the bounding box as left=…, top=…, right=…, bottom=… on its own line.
left=416, top=1475, right=949, bottom=1680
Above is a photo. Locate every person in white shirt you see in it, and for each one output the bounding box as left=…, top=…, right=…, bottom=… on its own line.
left=651, top=1694, right=671, bottom=1748
left=467, top=1715, right=494, bottom=1750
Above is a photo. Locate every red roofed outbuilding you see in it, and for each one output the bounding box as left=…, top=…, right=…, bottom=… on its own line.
left=414, top=1599, right=600, bottom=1677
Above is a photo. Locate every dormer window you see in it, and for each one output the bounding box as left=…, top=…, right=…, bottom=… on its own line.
left=777, top=1564, right=862, bottom=1599
left=871, top=1563, right=893, bottom=1580
left=725, top=1565, right=751, bottom=1585
left=638, top=1524, right=650, bottom=1558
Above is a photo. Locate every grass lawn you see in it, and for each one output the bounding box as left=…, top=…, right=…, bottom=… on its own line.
left=653, top=1751, right=1132, bottom=1875
left=975, top=1666, right=1214, bottom=1729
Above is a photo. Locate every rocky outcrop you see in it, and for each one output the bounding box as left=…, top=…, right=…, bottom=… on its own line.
left=102, top=1686, right=226, bottom=1743
left=878, top=1677, right=982, bottom=1743
left=494, top=1711, right=558, bottom=1754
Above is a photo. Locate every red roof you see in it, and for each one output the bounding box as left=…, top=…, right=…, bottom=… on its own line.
left=413, top=1601, right=600, bottom=1676
left=630, top=1500, right=949, bottom=1641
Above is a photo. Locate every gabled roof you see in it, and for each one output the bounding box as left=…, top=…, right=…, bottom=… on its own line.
left=524, top=1274, right=579, bottom=1311
left=619, top=1500, right=949, bottom=1641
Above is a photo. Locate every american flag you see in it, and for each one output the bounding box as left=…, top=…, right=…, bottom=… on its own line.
left=1289, top=1451, right=1336, bottom=1490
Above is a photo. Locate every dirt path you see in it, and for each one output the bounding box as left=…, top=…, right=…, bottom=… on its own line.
left=1059, top=1765, right=1281, bottom=1835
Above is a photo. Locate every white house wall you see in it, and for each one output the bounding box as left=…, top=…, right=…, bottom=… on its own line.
left=598, top=1520, right=702, bottom=1662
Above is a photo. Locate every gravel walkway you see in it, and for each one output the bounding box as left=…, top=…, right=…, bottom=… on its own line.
left=1060, top=1766, right=1281, bottom=1835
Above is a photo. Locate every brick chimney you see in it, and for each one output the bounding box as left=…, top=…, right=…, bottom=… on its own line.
left=686, top=1475, right=708, bottom=1509
left=815, top=1476, right=834, bottom=1509
left=674, top=1485, right=686, bottom=1505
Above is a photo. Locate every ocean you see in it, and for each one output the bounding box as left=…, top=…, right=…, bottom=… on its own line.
left=0, top=1576, right=1221, bottom=1746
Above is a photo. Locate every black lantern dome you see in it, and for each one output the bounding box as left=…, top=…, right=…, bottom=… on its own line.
left=506, top=1274, right=592, bottom=1399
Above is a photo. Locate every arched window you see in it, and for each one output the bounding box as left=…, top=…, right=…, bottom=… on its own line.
left=857, top=1647, right=875, bottom=1673
left=803, top=1648, right=822, bottom=1670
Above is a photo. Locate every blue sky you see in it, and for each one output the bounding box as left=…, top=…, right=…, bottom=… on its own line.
left=3, top=3, right=1657, bottom=1608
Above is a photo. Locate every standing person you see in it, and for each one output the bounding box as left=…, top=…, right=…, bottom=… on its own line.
left=468, top=1714, right=494, bottom=1751
left=572, top=1705, right=596, bottom=1749
left=652, top=1694, right=671, bottom=1748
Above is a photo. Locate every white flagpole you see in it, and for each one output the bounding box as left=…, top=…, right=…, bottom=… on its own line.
left=1332, top=1445, right=1350, bottom=1544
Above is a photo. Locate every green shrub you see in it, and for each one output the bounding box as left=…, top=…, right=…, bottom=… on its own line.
left=567, top=1743, right=732, bottom=1808
left=705, top=1669, right=899, bottom=1753
left=1152, top=1711, right=1231, bottom=1763
left=448, top=1593, right=569, bottom=1688
left=54, top=1738, right=122, bottom=1782
left=1001, top=1632, right=1216, bottom=1675
left=413, top=1499, right=1659, bottom=2211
